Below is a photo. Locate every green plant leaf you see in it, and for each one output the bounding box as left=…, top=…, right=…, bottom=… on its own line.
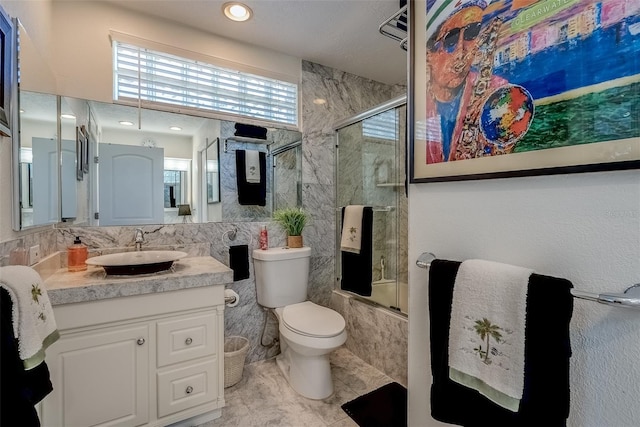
left=273, top=207, right=309, bottom=236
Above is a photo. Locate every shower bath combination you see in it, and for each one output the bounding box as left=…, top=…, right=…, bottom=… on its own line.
left=335, top=95, right=409, bottom=315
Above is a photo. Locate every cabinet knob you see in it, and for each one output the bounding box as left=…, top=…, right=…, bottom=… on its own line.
left=185, top=337, right=193, bottom=345
left=186, top=386, right=193, bottom=394
left=137, top=338, right=145, bottom=345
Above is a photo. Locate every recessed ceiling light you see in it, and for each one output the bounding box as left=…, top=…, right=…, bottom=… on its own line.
left=119, top=121, right=134, bottom=126
left=313, top=98, right=327, bottom=105
left=19, top=109, right=24, bottom=113
left=223, top=2, right=252, bottom=22
left=61, top=114, right=76, bottom=119
left=169, top=126, right=182, bottom=131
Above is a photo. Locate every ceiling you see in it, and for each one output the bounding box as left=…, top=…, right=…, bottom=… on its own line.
left=102, top=0, right=408, bottom=86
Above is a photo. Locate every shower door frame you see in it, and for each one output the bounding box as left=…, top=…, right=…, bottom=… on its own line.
left=334, top=95, right=407, bottom=315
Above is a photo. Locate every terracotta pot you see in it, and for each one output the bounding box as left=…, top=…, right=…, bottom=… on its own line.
left=287, top=235, right=303, bottom=248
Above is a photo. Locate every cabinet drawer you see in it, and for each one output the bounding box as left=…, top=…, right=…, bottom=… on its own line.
left=157, top=312, right=217, bottom=367
left=157, top=359, right=218, bottom=418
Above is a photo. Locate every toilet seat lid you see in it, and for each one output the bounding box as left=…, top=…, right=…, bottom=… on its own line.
left=282, top=301, right=345, bottom=338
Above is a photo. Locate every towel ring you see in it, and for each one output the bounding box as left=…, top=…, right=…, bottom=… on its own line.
left=222, top=227, right=253, bottom=248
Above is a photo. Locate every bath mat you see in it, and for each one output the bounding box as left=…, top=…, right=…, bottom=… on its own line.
left=341, top=382, right=407, bottom=427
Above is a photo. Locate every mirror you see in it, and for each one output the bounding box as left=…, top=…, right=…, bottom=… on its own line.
left=16, top=90, right=302, bottom=229
left=272, top=142, right=303, bottom=211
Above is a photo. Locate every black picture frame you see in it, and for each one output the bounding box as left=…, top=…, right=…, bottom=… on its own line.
left=409, top=0, right=640, bottom=183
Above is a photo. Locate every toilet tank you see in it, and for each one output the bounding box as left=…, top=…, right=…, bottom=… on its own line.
left=252, top=246, right=311, bottom=308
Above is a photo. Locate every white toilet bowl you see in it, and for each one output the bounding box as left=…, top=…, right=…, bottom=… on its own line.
left=273, top=301, right=347, bottom=399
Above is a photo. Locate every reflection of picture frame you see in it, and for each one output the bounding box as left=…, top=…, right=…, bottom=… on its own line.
left=0, top=7, right=15, bottom=137
left=409, top=0, right=639, bottom=183
left=76, top=126, right=87, bottom=181
left=81, top=125, right=90, bottom=173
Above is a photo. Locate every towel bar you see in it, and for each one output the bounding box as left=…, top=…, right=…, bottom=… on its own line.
left=415, top=252, right=640, bottom=311
left=221, top=227, right=253, bottom=248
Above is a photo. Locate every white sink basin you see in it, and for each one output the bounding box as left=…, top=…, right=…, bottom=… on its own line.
left=86, top=250, right=188, bottom=275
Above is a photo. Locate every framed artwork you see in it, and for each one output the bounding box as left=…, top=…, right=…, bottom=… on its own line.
left=409, top=0, right=640, bottom=183
left=0, top=7, right=15, bottom=137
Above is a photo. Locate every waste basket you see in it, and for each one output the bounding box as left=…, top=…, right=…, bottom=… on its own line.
left=224, top=336, right=250, bottom=388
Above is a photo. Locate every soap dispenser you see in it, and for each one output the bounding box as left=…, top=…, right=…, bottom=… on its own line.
left=68, top=236, right=88, bottom=272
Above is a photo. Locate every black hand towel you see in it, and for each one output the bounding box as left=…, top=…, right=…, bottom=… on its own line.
left=428, top=259, right=573, bottom=427
left=340, top=206, right=373, bottom=296
left=229, top=244, right=250, bottom=281
left=235, top=150, right=267, bottom=206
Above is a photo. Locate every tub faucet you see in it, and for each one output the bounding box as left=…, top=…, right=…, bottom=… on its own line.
left=134, top=228, right=144, bottom=251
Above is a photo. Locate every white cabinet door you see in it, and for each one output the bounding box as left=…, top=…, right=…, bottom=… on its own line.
left=42, top=324, right=150, bottom=427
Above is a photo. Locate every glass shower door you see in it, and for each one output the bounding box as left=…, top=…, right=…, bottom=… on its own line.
left=335, top=99, right=408, bottom=314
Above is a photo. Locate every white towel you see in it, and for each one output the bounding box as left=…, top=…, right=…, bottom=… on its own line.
left=340, top=205, right=365, bottom=254
left=245, top=150, right=261, bottom=183
left=0, top=266, right=59, bottom=370
left=448, top=259, right=532, bottom=412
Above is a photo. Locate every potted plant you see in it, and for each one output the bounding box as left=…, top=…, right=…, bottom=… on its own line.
left=273, top=207, right=309, bottom=248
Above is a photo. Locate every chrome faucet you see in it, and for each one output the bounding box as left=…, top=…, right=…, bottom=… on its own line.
left=134, top=228, right=144, bottom=251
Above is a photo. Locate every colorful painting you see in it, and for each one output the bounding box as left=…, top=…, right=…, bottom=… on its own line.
left=411, top=0, right=640, bottom=181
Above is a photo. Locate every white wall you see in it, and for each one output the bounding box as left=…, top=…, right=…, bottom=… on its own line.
left=408, top=169, right=640, bottom=426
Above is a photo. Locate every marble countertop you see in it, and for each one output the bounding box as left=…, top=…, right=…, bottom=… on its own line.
left=45, top=256, right=233, bottom=306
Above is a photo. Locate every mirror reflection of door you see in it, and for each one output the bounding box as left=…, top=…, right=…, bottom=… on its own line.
left=32, top=138, right=59, bottom=225
left=61, top=139, right=78, bottom=221
left=98, top=143, right=164, bottom=226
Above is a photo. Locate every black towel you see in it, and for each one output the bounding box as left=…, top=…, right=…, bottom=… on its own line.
left=1, top=288, right=53, bottom=427
left=341, top=381, right=407, bottom=427
left=428, top=259, right=573, bottom=427
left=234, top=123, right=267, bottom=140
left=229, top=244, right=250, bottom=281
left=235, top=150, right=267, bottom=206
left=340, top=206, right=373, bottom=296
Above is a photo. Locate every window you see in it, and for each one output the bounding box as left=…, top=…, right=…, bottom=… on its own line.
left=113, top=41, right=298, bottom=126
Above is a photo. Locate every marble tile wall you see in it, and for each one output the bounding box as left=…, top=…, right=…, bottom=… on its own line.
left=330, top=290, right=408, bottom=386
left=0, top=228, right=58, bottom=267
left=273, top=148, right=301, bottom=210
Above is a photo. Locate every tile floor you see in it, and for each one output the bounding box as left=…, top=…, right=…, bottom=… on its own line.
left=201, top=347, right=396, bottom=427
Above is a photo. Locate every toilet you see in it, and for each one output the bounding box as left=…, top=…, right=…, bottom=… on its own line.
left=253, top=246, right=347, bottom=399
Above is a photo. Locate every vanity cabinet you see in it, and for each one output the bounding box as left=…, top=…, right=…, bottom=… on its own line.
left=41, top=285, right=225, bottom=427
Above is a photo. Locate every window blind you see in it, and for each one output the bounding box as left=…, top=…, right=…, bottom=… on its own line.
left=113, top=41, right=298, bottom=126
